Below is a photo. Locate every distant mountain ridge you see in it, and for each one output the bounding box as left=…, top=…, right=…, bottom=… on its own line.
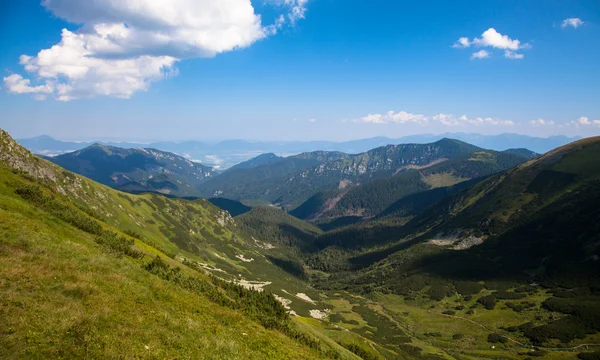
left=290, top=148, right=533, bottom=226
left=228, top=153, right=284, bottom=171
left=48, top=144, right=218, bottom=197
left=197, top=138, right=489, bottom=209
left=17, top=133, right=577, bottom=169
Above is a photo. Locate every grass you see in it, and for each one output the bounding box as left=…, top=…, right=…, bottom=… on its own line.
left=421, top=173, right=467, bottom=189
left=0, top=204, right=329, bottom=359
left=0, top=142, right=342, bottom=359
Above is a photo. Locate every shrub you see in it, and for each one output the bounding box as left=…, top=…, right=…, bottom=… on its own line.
left=477, top=295, right=497, bottom=310
left=95, top=230, right=143, bottom=259
left=579, top=351, right=600, bottom=360
left=427, top=282, right=454, bottom=301
left=487, top=333, right=507, bottom=344
left=337, top=341, right=379, bottom=360
left=493, top=290, right=527, bottom=300
left=15, top=184, right=103, bottom=235
left=515, top=285, right=538, bottom=293
left=442, top=310, right=456, bottom=315
left=452, top=333, right=465, bottom=340
left=454, top=281, right=485, bottom=295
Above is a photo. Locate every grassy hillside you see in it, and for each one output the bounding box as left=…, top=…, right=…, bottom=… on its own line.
left=0, top=129, right=360, bottom=359
left=48, top=144, right=218, bottom=197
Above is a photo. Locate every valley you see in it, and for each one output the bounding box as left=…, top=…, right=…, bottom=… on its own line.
left=4, top=127, right=600, bottom=359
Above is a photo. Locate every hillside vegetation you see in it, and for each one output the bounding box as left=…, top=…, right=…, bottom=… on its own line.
left=292, top=150, right=530, bottom=229
left=3, top=128, right=599, bottom=359
left=199, top=139, right=483, bottom=209
left=0, top=129, right=358, bottom=359
left=48, top=144, right=218, bottom=197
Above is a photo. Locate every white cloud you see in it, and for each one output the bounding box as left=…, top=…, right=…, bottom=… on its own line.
left=530, top=119, right=555, bottom=126
left=357, top=111, right=513, bottom=128
left=433, top=114, right=514, bottom=127
left=473, top=28, right=525, bottom=50
left=5, top=0, right=306, bottom=100
left=504, top=50, right=524, bottom=60
left=286, top=0, right=308, bottom=25
left=568, top=116, right=600, bottom=127
left=471, top=50, right=490, bottom=60
left=562, top=18, right=584, bottom=29
left=452, top=37, right=471, bottom=48
left=3, top=74, right=54, bottom=100
left=356, top=111, right=428, bottom=125
left=455, top=28, right=529, bottom=59
left=308, top=118, right=317, bottom=123
left=577, top=116, right=591, bottom=125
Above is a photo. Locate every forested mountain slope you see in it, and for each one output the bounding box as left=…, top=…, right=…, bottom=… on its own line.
left=315, top=136, right=600, bottom=276
left=48, top=144, right=218, bottom=197
left=228, top=153, right=284, bottom=170
left=199, top=139, right=484, bottom=209
left=292, top=150, right=531, bottom=227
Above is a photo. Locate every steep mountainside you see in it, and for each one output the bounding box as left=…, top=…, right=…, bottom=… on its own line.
left=291, top=150, right=530, bottom=227
left=308, top=137, right=600, bottom=352
left=199, top=139, right=483, bottom=209
left=48, top=144, right=218, bottom=197
left=228, top=153, right=284, bottom=170
left=197, top=150, right=351, bottom=202
left=0, top=129, right=358, bottom=359
left=315, top=136, right=600, bottom=263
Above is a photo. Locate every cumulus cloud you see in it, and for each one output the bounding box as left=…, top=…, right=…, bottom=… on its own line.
left=356, top=111, right=428, bottom=125
left=5, top=0, right=307, bottom=100
left=3, top=74, right=54, bottom=100
left=472, top=28, right=526, bottom=50
left=530, top=119, right=555, bottom=126
left=562, top=18, right=584, bottom=29
left=471, top=50, right=490, bottom=60
left=568, top=116, right=600, bottom=127
left=454, top=28, right=529, bottom=59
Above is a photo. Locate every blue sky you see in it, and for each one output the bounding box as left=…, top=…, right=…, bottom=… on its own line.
left=1, top=0, right=599, bottom=141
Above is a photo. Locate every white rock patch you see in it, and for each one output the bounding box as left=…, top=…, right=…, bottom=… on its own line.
left=253, top=237, right=275, bottom=250
left=235, top=280, right=271, bottom=292
left=274, top=294, right=292, bottom=309
left=295, top=293, right=316, bottom=305
left=309, top=309, right=330, bottom=320
left=236, top=254, right=254, bottom=263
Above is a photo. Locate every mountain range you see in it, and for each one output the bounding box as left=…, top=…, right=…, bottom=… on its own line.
left=18, top=133, right=579, bottom=169
left=3, top=127, right=600, bottom=359
left=197, top=139, right=536, bottom=215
